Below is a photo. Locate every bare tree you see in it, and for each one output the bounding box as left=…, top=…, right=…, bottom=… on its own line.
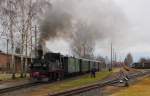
left=124, top=53, right=133, bottom=67
left=139, top=58, right=146, bottom=64
left=0, top=0, right=51, bottom=78
left=0, top=0, right=19, bottom=78
left=16, top=0, right=51, bottom=77
left=0, top=19, right=10, bottom=72
left=139, top=58, right=147, bottom=67
left=71, top=22, right=96, bottom=59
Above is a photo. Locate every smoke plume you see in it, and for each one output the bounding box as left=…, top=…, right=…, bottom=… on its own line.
left=40, top=0, right=128, bottom=56
left=40, top=2, right=72, bottom=43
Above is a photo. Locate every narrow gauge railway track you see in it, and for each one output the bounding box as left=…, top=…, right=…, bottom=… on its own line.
left=49, top=70, right=150, bottom=96
left=48, top=79, right=119, bottom=96
left=0, top=70, right=149, bottom=95
left=0, top=82, right=42, bottom=94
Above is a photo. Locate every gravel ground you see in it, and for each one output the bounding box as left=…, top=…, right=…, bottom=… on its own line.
left=101, top=74, right=150, bottom=96
left=0, top=83, right=48, bottom=96
left=0, top=80, right=31, bottom=90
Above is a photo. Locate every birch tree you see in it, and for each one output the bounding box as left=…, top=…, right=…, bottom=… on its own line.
left=15, top=0, right=51, bottom=77
left=0, top=0, right=51, bottom=78
left=0, top=0, right=18, bottom=78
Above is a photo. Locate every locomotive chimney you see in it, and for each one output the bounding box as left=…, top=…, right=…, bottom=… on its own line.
left=37, top=44, right=43, bottom=59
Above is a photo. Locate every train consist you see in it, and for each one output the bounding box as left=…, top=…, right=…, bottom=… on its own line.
left=29, top=49, right=106, bottom=81
left=132, top=62, right=150, bottom=69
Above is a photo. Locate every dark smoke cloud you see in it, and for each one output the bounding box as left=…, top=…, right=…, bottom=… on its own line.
left=40, top=3, right=72, bottom=44
left=40, top=0, right=128, bottom=55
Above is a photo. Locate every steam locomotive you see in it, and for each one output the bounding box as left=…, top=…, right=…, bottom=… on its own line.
left=30, top=49, right=106, bottom=81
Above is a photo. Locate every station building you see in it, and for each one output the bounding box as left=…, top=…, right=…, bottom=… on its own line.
left=0, top=51, right=31, bottom=73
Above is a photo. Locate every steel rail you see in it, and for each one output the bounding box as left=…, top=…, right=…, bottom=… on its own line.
left=48, top=70, right=150, bottom=96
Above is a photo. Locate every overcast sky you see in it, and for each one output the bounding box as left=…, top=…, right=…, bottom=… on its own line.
left=112, top=0, right=150, bottom=61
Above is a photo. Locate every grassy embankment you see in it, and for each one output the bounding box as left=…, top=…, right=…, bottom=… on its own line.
left=111, top=76, right=150, bottom=96
left=47, top=71, right=113, bottom=93
left=0, top=68, right=118, bottom=82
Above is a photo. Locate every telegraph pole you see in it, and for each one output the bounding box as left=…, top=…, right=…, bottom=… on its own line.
left=109, top=42, right=113, bottom=71
left=34, top=25, right=37, bottom=57
left=30, top=30, right=33, bottom=62
left=113, top=48, right=117, bottom=66
left=29, top=0, right=32, bottom=63
left=115, top=51, right=117, bottom=63
left=24, top=28, right=28, bottom=77
left=8, top=0, right=16, bottom=79
left=6, top=39, right=9, bottom=72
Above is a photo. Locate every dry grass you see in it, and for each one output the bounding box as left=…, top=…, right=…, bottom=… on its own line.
left=48, top=71, right=112, bottom=93
left=23, top=71, right=112, bottom=96
left=112, top=68, right=121, bottom=73
left=111, top=76, right=150, bottom=96
left=0, top=73, right=29, bottom=82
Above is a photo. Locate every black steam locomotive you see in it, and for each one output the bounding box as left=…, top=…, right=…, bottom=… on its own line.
left=30, top=49, right=106, bottom=81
